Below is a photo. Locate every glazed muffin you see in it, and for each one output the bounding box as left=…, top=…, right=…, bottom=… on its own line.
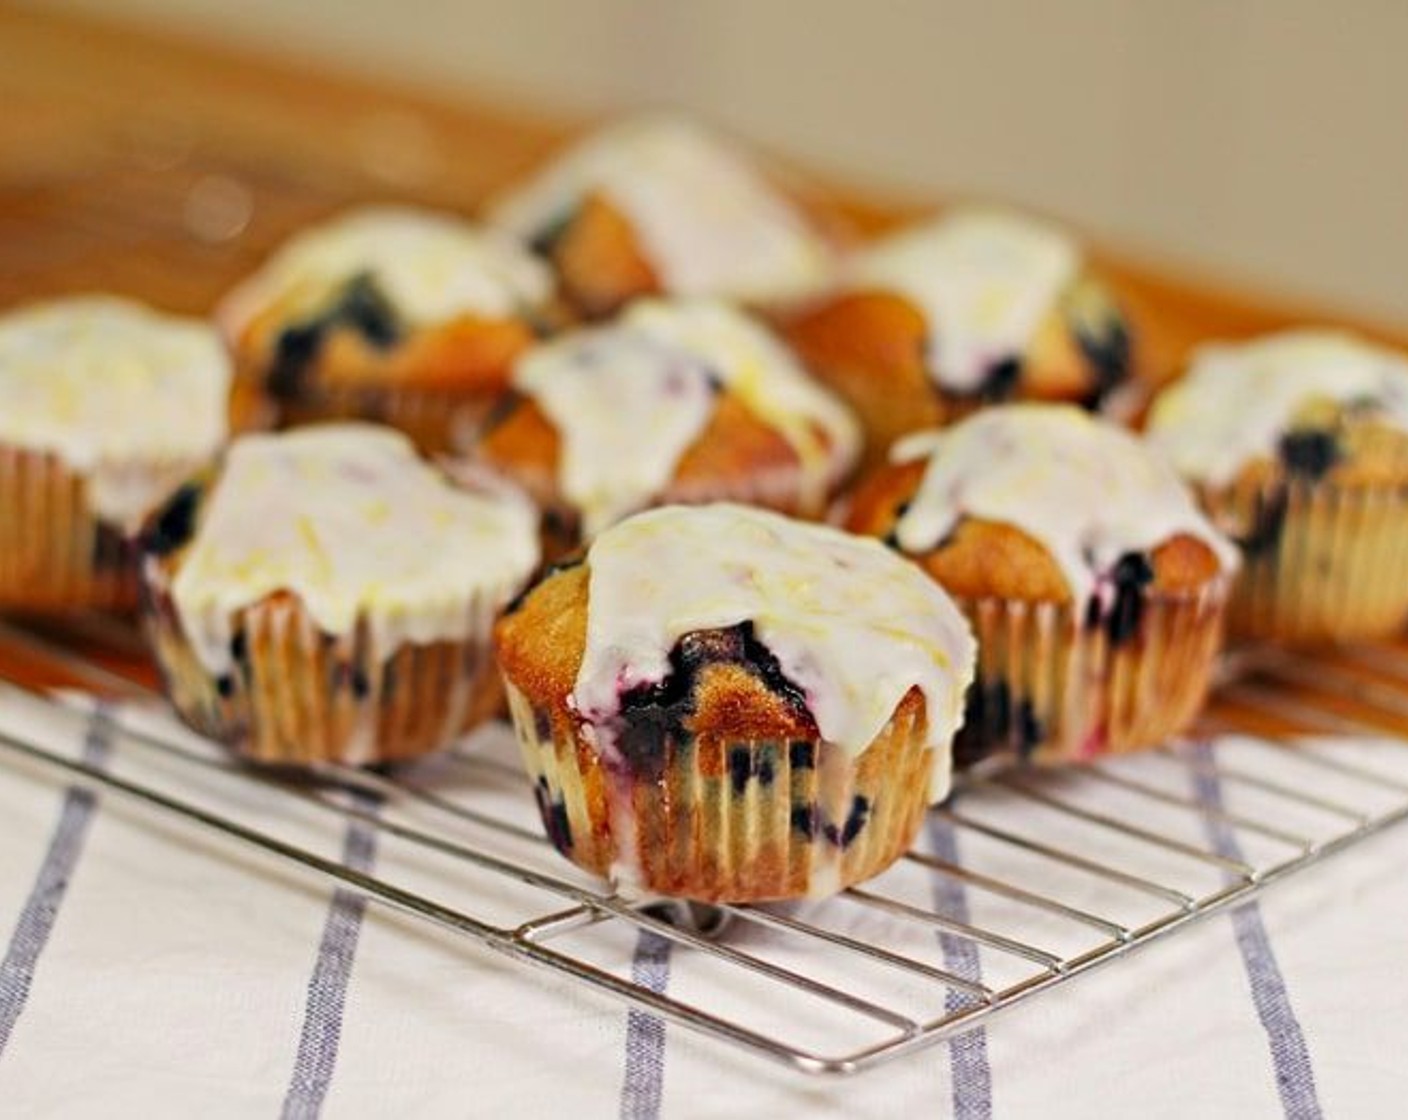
left=846, top=404, right=1236, bottom=768
left=787, top=206, right=1133, bottom=463
left=495, top=503, right=975, bottom=902
left=0, top=296, right=230, bottom=612
left=485, top=114, right=842, bottom=318
left=1147, top=330, right=1408, bottom=645
left=474, top=298, right=860, bottom=549
left=218, top=206, right=554, bottom=453
left=141, top=424, right=539, bottom=766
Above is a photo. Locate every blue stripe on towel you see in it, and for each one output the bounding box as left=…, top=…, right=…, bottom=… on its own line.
left=619, top=929, right=673, bottom=1120
left=0, top=704, right=113, bottom=1059
left=927, top=813, right=994, bottom=1120
left=1188, top=740, right=1323, bottom=1120
left=281, top=792, right=380, bottom=1120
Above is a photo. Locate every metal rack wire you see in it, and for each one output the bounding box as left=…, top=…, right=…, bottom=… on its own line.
left=2, top=618, right=1408, bottom=1079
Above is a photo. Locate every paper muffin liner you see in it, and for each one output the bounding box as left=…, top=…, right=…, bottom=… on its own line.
left=237, top=372, right=502, bottom=455
left=504, top=680, right=935, bottom=902
left=0, top=444, right=139, bottom=613
left=952, top=578, right=1229, bottom=768
left=142, top=559, right=505, bottom=766
left=1197, top=476, right=1408, bottom=645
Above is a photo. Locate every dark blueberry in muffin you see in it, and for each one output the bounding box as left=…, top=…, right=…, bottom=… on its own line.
left=350, top=666, right=373, bottom=700
left=479, top=389, right=527, bottom=437
left=955, top=678, right=1011, bottom=767
left=791, top=803, right=817, bottom=839
left=267, top=321, right=324, bottom=401
left=1238, top=489, right=1290, bottom=557
left=527, top=207, right=577, bottom=258
left=1076, top=317, right=1132, bottom=407
left=788, top=740, right=817, bottom=770
left=143, top=482, right=203, bottom=557
left=335, top=273, right=400, bottom=349
left=1015, top=698, right=1044, bottom=758
left=1278, top=428, right=1340, bottom=480
left=977, top=355, right=1023, bottom=403
left=534, top=776, right=574, bottom=853
left=882, top=500, right=911, bottom=551
left=1106, top=551, right=1155, bottom=646
left=267, top=274, right=399, bottom=401
left=822, top=795, right=871, bottom=848
left=614, top=622, right=813, bottom=780
left=728, top=745, right=754, bottom=794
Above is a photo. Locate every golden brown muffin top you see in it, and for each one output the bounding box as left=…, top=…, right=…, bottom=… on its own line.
left=497, top=559, right=827, bottom=744
left=474, top=299, right=859, bottom=538
left=1148, top=329, right=1408, bottom=491
left=218, top=207, right=553, bottom=398
left=787, top=209, right=1130, bottom=410
left=484, top=115, right=842, bottom=317
left=143, top=424, right=539, bottom=677
left=842, top=405, right=1233, bottom=606
left=496, top=504, right=975, bottom=795
left=0, top=295, right=230, bottom=530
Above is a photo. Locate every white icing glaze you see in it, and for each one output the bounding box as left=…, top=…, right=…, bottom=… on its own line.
left=891, top=405, right=1237, bottom=604
left=512, top=315, right=714, bottom=537
left=852, top=207, right=1080, bottom=392
left=1147, top=329, right=1408, bottom=487
left=573, top=504, right=976, bottom=800
left=171, top=424, right=540, bottom=675
left=513, top=299, right=859, bottom=534
left=487, top=115, right=834, bottom=301
left=0, top=295, right=230, bottom=528
left=218, top=205, right=551, bottom=337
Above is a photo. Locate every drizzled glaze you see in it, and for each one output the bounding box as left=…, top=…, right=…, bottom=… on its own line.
left=0, top=296, right=230, bottom=528
left=171, top=425, right=539, bottom=675
left=891, top=405, right=1237, bottom=605
left=852, top=207, right=1079, bottom=392
left=218, top=206, right=551, bottom=337
left=513, top=299, right=860, bottom=534
left=487, top=115, right=834, bottom=301
left=573, top=504, right=976, bottom=799
left=1148, top=330, right=1408, bottom=487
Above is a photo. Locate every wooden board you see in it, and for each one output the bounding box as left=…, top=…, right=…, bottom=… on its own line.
left=1, top=5, right=1406, bottom=736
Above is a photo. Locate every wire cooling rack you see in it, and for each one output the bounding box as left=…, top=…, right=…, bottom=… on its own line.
left=2, top=618, right=1408, bottom=1079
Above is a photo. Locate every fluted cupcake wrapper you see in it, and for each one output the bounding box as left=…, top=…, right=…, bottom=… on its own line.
left=1199, top=477, right=1408, bottom=645
left=0, top=444, right=139, bottom=612
left=503, top=680, right=935, bottom=903
left=953, top=578, right=1229, bottom=768
left=142, top=560, right=506, bottom=766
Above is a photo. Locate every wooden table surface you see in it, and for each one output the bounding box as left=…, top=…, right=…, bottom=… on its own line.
left=2, top=4, right=1407, bottom=741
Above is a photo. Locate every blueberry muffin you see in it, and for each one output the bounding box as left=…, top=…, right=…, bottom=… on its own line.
left=485, top=114, right=843, bottom=318
left=0, top=296, right=230, bottom=611
left=786, top=206, right=1134, bottom=463
left=846, top=404, right=1236, bottom=767
left=495, top=503, right=975, bottom=902
left=218, top=206, right=555, bottom=453
left=1148, top=329, right=1408, bottom=644
left=473, top=298, right=859, bottom=550
left=141, top=424, right=539, bottom=765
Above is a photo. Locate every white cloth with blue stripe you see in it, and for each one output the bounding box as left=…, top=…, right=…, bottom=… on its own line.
left=0, top=686, right=1403, bottom=1119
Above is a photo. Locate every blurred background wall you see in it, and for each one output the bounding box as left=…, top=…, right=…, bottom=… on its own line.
left=37, top=0, right=1408, bottom=325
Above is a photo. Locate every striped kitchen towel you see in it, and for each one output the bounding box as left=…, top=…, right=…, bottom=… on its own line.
left=0, top=684, right=1403, bottom=1119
